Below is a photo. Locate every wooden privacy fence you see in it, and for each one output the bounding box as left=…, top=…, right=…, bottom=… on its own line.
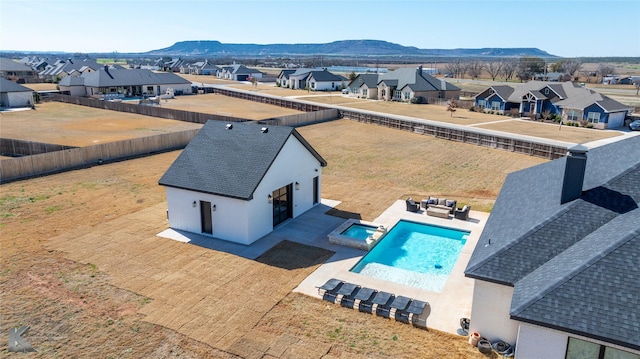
left=341, top=109, right=568, bottom=159
left=261, top=109, right=340, bottom=127
left=212, top=87, right=333, bottom=112
left=0, top=129, right=198, bottom=183
left=1, top=138, right=77, bottom=157
left=46, top=94, right=247, bottom=124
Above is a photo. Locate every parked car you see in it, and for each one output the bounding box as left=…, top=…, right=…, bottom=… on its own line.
left=629, top=120, right=640, bottom=131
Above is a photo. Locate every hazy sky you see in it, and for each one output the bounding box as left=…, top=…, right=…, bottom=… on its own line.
left=1, top=0, right=639, bottom=57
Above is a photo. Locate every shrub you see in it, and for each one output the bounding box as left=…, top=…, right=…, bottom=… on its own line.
left=586, top=123, right=594, bottom=128
left=469, top=105, right=476, bottom=112
left=410, top=96, right=427, bottom=104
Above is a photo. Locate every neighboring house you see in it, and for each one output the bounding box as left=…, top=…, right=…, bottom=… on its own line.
left=0, top=78, right=34, bottom=108
left=464, top=137, right=640, bottom=358
left=348, top=66, right=461, bottom=101
left=158, top=121, right=327, bottom=245
left=474, top=81, right=631, bottom=129
left=162, top=58, right=185, bottom=72
left=345, top=73, right=379, bottom=98
left=533, top=72, right=567, bottom=82
left=276, top=69, right=296, bottom=88
left=38, top=58, right=100, bottom=81
left=216, top=64, right=263, bottom=81
left=283, top=68, right=347, bottom=91
left=0, top=57, right=39, bottom=83
left=182, top=60, right=218, bottom=75
left=58, top=67, right=193, bottom=98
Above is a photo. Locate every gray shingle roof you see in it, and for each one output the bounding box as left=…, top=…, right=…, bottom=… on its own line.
left=465, top=136, right=640, bottom=350
left=79, top=68, right=191, bottom=87
left=0, top=78, right=32, bottom=93
left=0, top=57, right=36, bottom=72
left=308, top=70, right=347, bottom=82
left=158, top=121, right=326, bottom=200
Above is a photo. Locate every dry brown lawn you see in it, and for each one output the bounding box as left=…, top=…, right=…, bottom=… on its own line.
left=23, top=82, right=58, bottom=91
left=158, top=93, right=304, bottom=119
left=476, top=119, right=622, bottom=143
left=0, top=116, right=544, bottom=358
left=0, top=102, right=202, bottom=146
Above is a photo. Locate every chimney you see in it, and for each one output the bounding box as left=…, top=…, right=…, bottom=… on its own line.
left=560, top=144, right=588, bottom=204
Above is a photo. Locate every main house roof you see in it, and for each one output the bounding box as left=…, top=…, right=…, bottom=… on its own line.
left=58, top=68, right=192, bottom=87
left=465, top=136, right=640, bottom=350
left=159, top=121, right=327, bottom=200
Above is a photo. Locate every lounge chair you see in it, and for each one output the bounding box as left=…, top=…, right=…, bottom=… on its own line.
left=334, top=282, right=360, bottom=308
left=353, top=287, right=377, bottom=313
left=405, top=198, right=420, bottom=212
left=372, top=291, right=395, bottom=318
left=317, top=278, right=344, bottom=303
left=454, top=205, right=471, bottom=220
left=407, top=300, right=430, bottom=329
left=390, top=296, right=412, bottom=323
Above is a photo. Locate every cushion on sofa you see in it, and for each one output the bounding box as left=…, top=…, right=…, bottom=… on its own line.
left=437, top=198, right=447, bottom=206
left=445, top=199, right=456, bottom=208
left=427, top=197, right=438, bottom=205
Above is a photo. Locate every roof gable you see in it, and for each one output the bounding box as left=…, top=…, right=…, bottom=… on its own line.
left=0, top=78, right=33, bottom=93
left=159, top=121, right=326, bottom=200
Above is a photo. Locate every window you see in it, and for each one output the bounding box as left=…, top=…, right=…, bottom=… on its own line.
left=404, top=91, right=412, bottom=100
left=587, top=112, right=601, bottom=123
left=491, top=101, right=501, bottom=111
left=544, top=88, right=549, bottom=95
left=478, top=99, right=486, bottom=108
left=568, top=110, right=580, bottom=122
left=566, top=337, right=639, bottom=359
left=362, top=89, right=368, bottom=97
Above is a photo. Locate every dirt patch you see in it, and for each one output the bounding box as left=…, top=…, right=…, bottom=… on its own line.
left=255, top=240, right=335, bottom=270
left=0, top=106, right=546, bottom=358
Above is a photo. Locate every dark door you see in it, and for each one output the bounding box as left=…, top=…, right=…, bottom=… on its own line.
left=272, top=184, right=293, bottom=227
left=313, top=176, right=319, bottom=204
left=200, top=200, right=212, bottom=234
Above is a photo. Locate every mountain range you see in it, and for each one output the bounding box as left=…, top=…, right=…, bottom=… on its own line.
left=145, top=40, right=557, bottom=58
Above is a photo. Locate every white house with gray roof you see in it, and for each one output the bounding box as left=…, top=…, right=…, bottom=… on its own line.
left=464, top=137, right=640, bottom=358
left=347, top=67, right=460, bottom=101
left=0, top=78, right=34, bottom=108
left=158, top=121, right=327, bottom=245
left=58, top=67, right=193, bottom=98
left=280, top=68, right=347, bottom=91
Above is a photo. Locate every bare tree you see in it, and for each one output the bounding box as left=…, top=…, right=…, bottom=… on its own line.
left=466, top=60, right=484, bottom=80
left=563, top=59, right=583, bottom=80
left=597, top=63, right=616, bottom=84
left=485, top=60, right=503, bottom=81
left=444, top=59, right=465, bottom=79
left=446, top=99, right=458, bottom=117
left=634, top=78, right=640, bottom=95
left=580, top=70, right=596, bottom=83
left=500, top=59, right=518, bottom=81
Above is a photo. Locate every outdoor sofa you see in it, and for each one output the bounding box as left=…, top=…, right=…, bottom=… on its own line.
left=422, top=196, right=457, bottom=214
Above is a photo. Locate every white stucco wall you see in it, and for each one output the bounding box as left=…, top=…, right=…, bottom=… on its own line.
left=165, top=134, right=322, bottom=245
left=2, top=91, right=33, bottom=107
left=515, top=323, right=568, bottom=359
left=468, top=280, right=520, bottom=344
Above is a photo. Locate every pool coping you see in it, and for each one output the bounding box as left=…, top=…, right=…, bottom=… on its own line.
left=327, top=218, right=387, bottom=251
left=293, top=199, right=488, bottom=335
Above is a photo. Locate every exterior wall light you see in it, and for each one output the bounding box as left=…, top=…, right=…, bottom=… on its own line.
left=192, top=201, right=197, bottom=207
left=295, top=182, right=300, bottom=190
left=268, top=194, right=272, bottom=203
left=212, top=204, right=216, bottom=211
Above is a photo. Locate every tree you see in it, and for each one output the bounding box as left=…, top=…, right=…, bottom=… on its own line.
left=348, top=71, right=357, bottom=81
left=562, top=59, right=583, bottom=80
left=597, top=63, right=616, bottom=84
left=633, top=78, right=640, bottom=96
left=446, top=99, right=458, bottom=117
left=466, top=60, right=484, bottom=80
left=444, top=59, right=465, bottom=79
left=517, top=56, right=546, bottom=82
left=500, top=59, right=518, bottom=81
left=485, top=61, right=503, bottom=81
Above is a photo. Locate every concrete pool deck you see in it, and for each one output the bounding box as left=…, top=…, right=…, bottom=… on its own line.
left=158, top=198, right=487, bottom=335
left=293, top=199, right=487, bottom=335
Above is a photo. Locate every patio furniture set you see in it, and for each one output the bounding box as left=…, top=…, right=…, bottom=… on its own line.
left=405, top=197, right=471, bottom=220
left=316, top=278, right=430, bottom=329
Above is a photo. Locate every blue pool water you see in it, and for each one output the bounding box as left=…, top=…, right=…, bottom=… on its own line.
left=350, top=220, right=469, bottom=292
left=341, top=223, right=377, bottom=241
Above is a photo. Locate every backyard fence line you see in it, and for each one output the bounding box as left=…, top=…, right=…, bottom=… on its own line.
left=0, top=138, right=77, bottom=157
left=45, top=94, right=248, bottom=124
left=0, top=129, right=198, bottom=184
left=261, top=109, right=340, bottom=127
left=340, top=109, right=568, bottom=160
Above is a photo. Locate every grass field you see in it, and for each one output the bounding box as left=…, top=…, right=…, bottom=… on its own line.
left=0, top=114, right=548, bottom=357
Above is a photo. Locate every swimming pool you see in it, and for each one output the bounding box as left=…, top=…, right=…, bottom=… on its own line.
left=350, top=220, right=469, bottom=292
left=341, top=223, right=377, bottom=240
